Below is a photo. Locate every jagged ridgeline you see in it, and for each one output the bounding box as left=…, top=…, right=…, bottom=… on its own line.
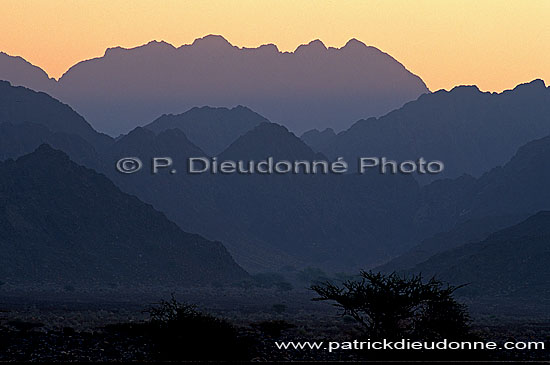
left=0, top=35, right=429, bottom=135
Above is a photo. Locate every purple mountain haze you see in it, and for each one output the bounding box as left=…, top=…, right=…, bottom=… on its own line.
left=0, top=35, right=428, bottom=135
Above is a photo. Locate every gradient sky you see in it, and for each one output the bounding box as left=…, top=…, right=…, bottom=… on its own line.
left=1, top=0, right=549, bottom=92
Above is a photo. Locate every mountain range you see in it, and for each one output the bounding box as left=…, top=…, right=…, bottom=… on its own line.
left=0, top=82, right=421, bottom=271
left=413, top=134, right=550, bottom=237
left=0, top=144, right=248, bottom=287
left=0, top=35, right=428, bottom=135
left=105, top=122, right=420, bottom=271
left=145, top=105, right=269, bottom=156
left=1, top=78, right=550, bottom=297
left=0, top=80, right=111, bottom=148
left=403, top=211, right=550, bottom=298
left=376, top=214, right=527, bottom=273
left=305, top=79, right=550, bottom=181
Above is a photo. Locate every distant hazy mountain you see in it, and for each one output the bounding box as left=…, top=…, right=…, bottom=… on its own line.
left=0, top=82, right=292, bottom=272
left=212, top=123, right=420, bottom=270
left=102, top=122, right=420, bottom=271
left=300, top=128, right=336, bottom=153
left=0, top=52, right=55, bottom=93
left=0, top=122, right=101, bottom=168
left=376, top=214, right=526, bottom=273
left=0, top=82, right=111, bottom=169
left=93, top=125, right=299, bottom=272
left=102, top=126, right=212, bottom=223
left=319, top=79, right=550, bottom=180
left=0, top=35, right=428, bottom=135
left=0, top=145, right=248, bottom=286
left=414, top=134, right=550, bottom=238
left=4, top=81, right=550, bottom=275
left=377, top=132, right=550, bottom=274
left=220, top=122, right=325, bottom=160
left=145, top=105, right=269, bottom=155
left=407, top=212, right=550, bottom=298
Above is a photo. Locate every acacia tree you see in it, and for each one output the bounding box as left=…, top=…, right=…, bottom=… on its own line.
left=311, top=271, right=470, bottom=340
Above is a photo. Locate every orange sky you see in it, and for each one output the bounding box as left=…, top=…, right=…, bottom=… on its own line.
left=1, top=0, right=549, bottom=92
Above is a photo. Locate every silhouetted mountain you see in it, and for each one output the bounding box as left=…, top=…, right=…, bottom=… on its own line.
left=300, top=128, right=336, bottom=152
left=212, top=123, right=420, bottom=270
left=414, top=134, right=550, bottom=237
left=407, top=212, right=550, bottom=298
left=6, top=82, right=550, bottom=276
left=320, top=79, right=550, bottom=180
left=375, top=133, right=550, bottom=274
left=0, top=122, right=101, bottom=168
left=220, top=122, right=325, bottom=160
left=100, top=125, right=311, bottom=271
left=0, top=81, right=112, bottom=148
left=107, top=126, right=206, bottom=159
left=97, top=122, right=421, bottom=271
left=377, top=214, right=526, bottom=273
left=0, top=36, right=427, bottom=135
left=0, top=52, right=55, bottom=93
left=145, top=106, right=269, bottom=155
left=0, top=86, right=311, bottom=271
left=0, top=145, right=248, bottom=286
left=101, top=126, right=212, bottom=221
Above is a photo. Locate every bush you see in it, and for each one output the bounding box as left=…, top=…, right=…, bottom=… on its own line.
left=311, top=271, right=471, bottom=341
left=110, top=295, right=253, bottom=361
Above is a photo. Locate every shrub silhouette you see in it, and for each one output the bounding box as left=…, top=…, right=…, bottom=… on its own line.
left=111, top=295, right=252, bottom=361
left=311, top=271, right=471, bottom=341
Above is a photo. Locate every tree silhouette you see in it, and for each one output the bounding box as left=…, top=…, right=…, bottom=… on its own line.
left=311, top=271, right=470, bottom=340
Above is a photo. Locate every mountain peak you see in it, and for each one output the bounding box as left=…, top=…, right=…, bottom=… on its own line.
left=220, top=122, right=322, bottom=161
left=35, top=142, right=58, bottom=153
left=17, top=143, right=71, bottom=167
left=31, top=143, right=69, bottom=159
left=105, top=40, right=176, bottom=56
left=144, top=105, right=269, bottom=156
left=24, top=35, right=429, bottom=135
left=190, top=34, right=234, bottom=49
left=125, top=126, right=156, bottom=140
left=295, top=39, right=327, bottom=53
left=0, top=147, right=248, bottom=286
left=511, top=79, right=547, bottom=93
left=254, top=43, right=280, bottom=53
left=343, top=38, right=368, bottom=48
left=146, top=39, right=172, bottom=46
left=253, top=121, right=290, bottom=134
left=449, top=84, right=481, bottom=93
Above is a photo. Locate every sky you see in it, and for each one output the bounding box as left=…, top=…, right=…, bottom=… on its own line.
left=1, top=0, right=549, bottom=92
